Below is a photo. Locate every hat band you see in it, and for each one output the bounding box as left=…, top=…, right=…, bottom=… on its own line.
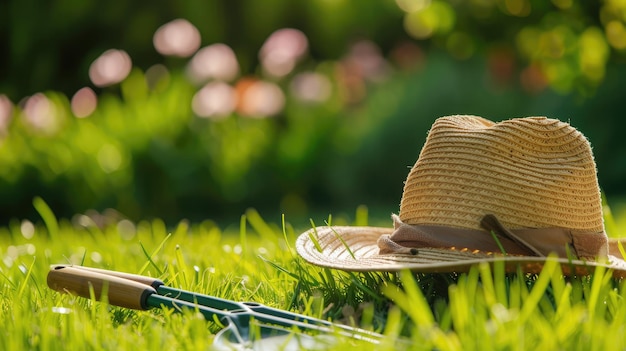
left=378, top=214, right=608, bottom=259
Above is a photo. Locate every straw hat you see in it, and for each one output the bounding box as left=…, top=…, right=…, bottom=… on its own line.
left=296, top=116, right=626, bottom=277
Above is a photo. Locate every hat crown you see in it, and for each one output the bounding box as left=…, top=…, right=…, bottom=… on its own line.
left=399, top=115, right=604, bottom=232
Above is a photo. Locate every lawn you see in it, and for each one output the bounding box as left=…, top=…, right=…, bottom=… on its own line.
left=2, top=199, right=626, bottom=350
left=4, top=3, right=626, bottom=350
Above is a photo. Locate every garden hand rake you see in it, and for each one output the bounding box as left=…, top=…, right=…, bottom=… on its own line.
left=47, top=265, right=386, bottom=350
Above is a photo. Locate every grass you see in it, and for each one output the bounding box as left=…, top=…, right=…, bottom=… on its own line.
left=2, top=201, right=626, bottom=350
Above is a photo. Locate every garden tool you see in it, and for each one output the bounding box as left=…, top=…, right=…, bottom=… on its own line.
left=47, top=265, right=386, bottom=350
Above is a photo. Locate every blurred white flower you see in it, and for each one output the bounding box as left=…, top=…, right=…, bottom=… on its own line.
left=0, top=95, right=13, bottom=132
left=344, top=40, right=390, bottom=82
left=192, top=81, right=237, bottom=119
left=71, top=87, right=97, bottom=118
left=153, top=19, right=201, bottom=58
left=290, top=72, right=332, bottom=103
left=236, top=79, right=285, bottom=117
left=23, top=93, right=59, bottom=133
left=187, top=44, right=239, bottom=84
left=260, top=28, right=308, bottom=78
left=89, top=49, right=132, bottom=87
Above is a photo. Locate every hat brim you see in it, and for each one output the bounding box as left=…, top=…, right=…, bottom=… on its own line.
left=296, top=226, right=626, bottom=278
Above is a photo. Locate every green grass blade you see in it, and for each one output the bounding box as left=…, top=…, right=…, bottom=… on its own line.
left=17, top=258, right=36, bottom=299
left=519, top=258, right=558, bottom=322
left=488, top=230, right=507, bottom=255
left=139, top=233, right=171, bottom=275
left=308, top=220, right=323, bottom=253
left=174, top=245, right=189, bottom=288
left=33, top=197, right=58, bottom=240
left=328, top=226, right=355, bottom=260
left=617, top=240, right=626, bottom=260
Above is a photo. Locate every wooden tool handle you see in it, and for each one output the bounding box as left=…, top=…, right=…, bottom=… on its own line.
left=47, top=266, right=156, bottom=310
left=50, top=265, right=164, bottom=289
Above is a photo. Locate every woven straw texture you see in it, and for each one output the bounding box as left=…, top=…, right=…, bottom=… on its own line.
left=400, top=116, right=603, bottom=232
left=295, top=116, right=626, bottom=276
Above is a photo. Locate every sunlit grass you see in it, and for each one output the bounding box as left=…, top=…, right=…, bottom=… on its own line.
left=2, top=202, right=626, bottom=350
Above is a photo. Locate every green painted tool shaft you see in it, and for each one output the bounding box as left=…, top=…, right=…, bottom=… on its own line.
left=61, top=264, right=341, bottom=327
left=155, top=285, right=335, bottom=327
left=155, top=285, right=243, bottom=311
left=147, top=293, right=325, bottom=331
left=49, top=265, right=384, bottom=343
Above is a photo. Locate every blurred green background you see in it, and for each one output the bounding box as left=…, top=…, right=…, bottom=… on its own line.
left=1, top=0, right=626, bottom=226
